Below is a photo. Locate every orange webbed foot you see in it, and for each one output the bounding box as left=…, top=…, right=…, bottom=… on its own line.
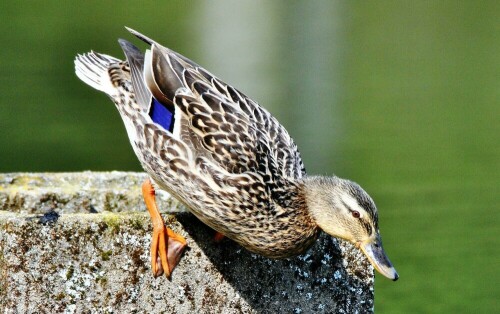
left=214, top=231, right=225, bottom=242
left=143, top=179, right=187, bottom=278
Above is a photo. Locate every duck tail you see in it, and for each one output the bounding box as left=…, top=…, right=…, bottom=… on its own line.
left=74, top=51, right=121, bottom=96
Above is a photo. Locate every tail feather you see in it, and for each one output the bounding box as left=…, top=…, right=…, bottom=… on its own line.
left=125, top=26, right=155, bottom=45
left=74, top=52, right=121, bottom=96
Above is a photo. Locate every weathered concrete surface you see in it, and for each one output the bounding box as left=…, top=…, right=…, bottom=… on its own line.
left=0, top=172, right=374, bottom=313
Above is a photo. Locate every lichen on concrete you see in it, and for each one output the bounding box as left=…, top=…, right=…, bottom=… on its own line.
left=0, top=172, right=374, bottom=313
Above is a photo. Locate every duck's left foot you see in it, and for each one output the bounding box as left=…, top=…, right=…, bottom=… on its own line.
left=149, top=223, right=187, bottom=278
left=214, top=232, right=225, bottom=242
left=143, top=179, right=187, bottom=278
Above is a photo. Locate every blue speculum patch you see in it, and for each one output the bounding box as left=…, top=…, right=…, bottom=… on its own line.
left=149, top=98, right=175, bottom=132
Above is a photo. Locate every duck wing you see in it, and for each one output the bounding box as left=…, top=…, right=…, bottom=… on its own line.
left=125, top=29, right=306, bottom=184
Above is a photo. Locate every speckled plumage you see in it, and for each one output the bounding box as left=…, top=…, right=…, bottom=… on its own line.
left=75, top=29, right=319, bottom=258
left=75, top=28, right=398, bottom=280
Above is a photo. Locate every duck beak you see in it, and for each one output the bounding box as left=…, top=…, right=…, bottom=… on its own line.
left=359, top=233, right=399, bottom=281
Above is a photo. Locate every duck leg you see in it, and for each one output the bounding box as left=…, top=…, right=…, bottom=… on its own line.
left=142, top=179, right=186, bottom=278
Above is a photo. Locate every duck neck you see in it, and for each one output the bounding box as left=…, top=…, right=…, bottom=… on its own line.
left=301, top=175, right=344, bottom=235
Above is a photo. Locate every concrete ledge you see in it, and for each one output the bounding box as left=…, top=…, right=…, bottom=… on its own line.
left=0, top=172, right=374, bottom=313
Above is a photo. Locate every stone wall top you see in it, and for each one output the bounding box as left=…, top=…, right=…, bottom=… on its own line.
left=0, top=172, right=374, bottom=313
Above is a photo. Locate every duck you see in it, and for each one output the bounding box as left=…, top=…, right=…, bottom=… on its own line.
left=74, top=27, right=398, bottom=281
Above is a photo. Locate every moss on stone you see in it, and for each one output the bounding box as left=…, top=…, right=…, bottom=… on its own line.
left=100, top=250, right=112, bottom=261
left=102, top=213, right=121, bottom=234
left=66, top=265, right=74, bottom=280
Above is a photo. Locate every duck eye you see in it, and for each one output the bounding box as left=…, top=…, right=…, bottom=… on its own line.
left=351, top=211, right=361, bottom=218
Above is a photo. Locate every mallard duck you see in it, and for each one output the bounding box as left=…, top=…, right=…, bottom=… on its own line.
left=74, top=27, right=398, bottom=281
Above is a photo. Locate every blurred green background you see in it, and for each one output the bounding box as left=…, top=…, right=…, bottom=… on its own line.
left=1, top=1, right=498, bottom=312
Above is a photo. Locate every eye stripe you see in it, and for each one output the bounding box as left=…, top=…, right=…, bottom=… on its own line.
left=363, top=222, right=373, bottom=235
left=341, top=200, right=361, bottom=217
left=341, top=200, right=354, bottom=212
left=342, top=199, right=372, bottom=235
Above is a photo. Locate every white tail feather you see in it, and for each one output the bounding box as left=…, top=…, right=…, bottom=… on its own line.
left=74, top=52, right=121, bottom=96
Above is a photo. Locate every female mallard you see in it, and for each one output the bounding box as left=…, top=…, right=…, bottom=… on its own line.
left=75, top=28, right=398, bottom=281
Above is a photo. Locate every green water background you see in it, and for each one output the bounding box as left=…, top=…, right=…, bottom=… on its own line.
left=0, top=1, right=497, bottom=312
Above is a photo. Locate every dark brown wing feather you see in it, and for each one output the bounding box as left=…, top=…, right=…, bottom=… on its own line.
left=145, top=43, right=305, bottom=182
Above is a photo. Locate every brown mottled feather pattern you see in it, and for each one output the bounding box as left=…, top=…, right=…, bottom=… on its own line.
left=75, top=37, right=319, bottom=258
left=75, top=32, right=400, bottom=281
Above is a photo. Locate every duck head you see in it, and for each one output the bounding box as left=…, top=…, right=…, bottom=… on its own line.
left=304, top=176, right=399, bottom=281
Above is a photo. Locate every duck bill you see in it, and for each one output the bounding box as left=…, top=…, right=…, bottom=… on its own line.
left=359, top=234, right=399, bottom=281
